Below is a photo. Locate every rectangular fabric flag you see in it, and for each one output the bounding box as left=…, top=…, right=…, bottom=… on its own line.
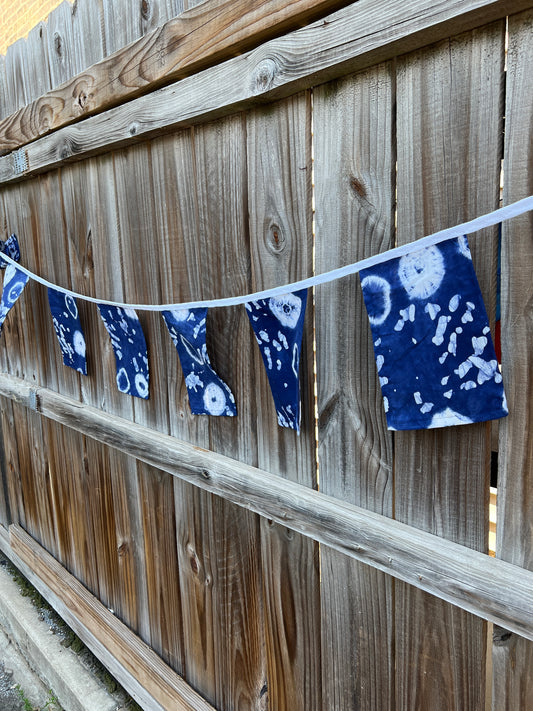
left=246, top=289, right=307, bottom=432
left=98, top=305, right=149, bottom=399
left=0, top=264, right=29, bottom=335
left=48, top=289, right=87, bottom=374
left=0, top=234, right=20, bottom=266
left=360, top=236, right=507, bottom=430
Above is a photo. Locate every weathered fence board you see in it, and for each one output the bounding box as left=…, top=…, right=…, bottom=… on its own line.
left=314, top=63, right=395, bottom=710
left=394, top=23, right=505, bottom=709
left=246, top=92, right=320, bottom=710
left=2, top=376, right=533, bottom=641
left=4, top=523, right=216, bottom=711
left=0, top=1, right=532, bottom=709
left=492, top=8, right=533, bottom=709
left=4, top=0, right=533, bottom=185
left=0, top=0, right=354, bottom=152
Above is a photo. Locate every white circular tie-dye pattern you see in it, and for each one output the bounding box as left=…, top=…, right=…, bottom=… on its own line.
left=398, top=245, right=445, bottom=299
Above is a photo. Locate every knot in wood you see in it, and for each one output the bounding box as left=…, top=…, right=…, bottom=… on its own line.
left=54, top=32, right=63, bottom=57
left=38, top=104, right=54, bottom=131
left=141, top=0, right=151, bottom=20
left=186, top=543, right=202, bottom=577
left=493, top=626, right=513, bottom=645
left=267, top=223, right=286, bottom=254
left=250, top=58, right=279, bottom=95
left=73, top=79, right=93, bottom=113
left=349, top=174, right=367, bottom=198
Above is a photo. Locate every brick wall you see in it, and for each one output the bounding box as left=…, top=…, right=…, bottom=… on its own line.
left=0, top=0, right=67, bottom=55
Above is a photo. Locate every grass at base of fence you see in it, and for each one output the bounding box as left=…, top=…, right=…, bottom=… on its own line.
left=0, top=555, right=142, bottom=711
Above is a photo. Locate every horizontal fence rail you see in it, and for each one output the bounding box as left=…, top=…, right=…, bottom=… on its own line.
left=1, top=0, right=532, bottom=184
left=0, top=0, right=355, bottom=155
left=0, top=373, right=532, bottom=641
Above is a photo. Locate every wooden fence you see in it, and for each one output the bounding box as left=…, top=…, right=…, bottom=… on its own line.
left=0, top=0, right=531, bottom=708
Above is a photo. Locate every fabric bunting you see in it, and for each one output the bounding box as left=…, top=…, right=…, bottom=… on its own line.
left=0, top=263, right=29, bottom=335
left=97, top=305, right=149, bottom=399
left=246, top=289, right=307, bottom=432
left=48, top=289, right=87, bottom=375
left=360, top=236, right=507, bottom=430
left=162, top=308, right=237, bottom=416
left=3, top=196, right=529, bottom=430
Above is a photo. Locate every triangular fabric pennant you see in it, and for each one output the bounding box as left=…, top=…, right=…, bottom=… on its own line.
left=48, top=289, right=87, bottom=375
left=360, top=236, right=507, bottom=430
left=162, top=308, right=237, bottom=416
left=97, top=305, right=149, bottom=399
left=0, top=264, right=29, bottom=335
left=245, top=289, right=307, bottom=432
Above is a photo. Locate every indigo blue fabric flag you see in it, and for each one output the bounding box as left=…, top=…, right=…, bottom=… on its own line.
left=246, top=289, right=307, bottom=432
left=48, top=289, right=87, bottom=374
left=97, top=305, right=149, bottom=399
left=162, top=308, right=237, bottom=416
left=360, top=236, right=507, bottom=430
left=0, top=264, right=29, bottom=335
left=0, top=234, right=20, bottom=267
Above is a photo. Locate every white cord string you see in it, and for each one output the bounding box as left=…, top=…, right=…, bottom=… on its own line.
left=2, top=196, right=532, bottom=311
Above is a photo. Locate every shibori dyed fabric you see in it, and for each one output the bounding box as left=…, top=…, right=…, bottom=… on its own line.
left=360, top=236, right=507, bottom=430
left=0, top=235, right=21, bottom=267
left=246, top=289, right=307, bottom=432
left=162, top=307, right=236, bottom=416
left=48, top=289, right=87, bottom=374
left=0, top=264, right=29, bottom=335
left=97, top=305, right=149, bottom=399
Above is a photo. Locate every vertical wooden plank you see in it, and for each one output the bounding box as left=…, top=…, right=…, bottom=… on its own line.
left=70, top=0, right=106, bottom=69
left=0, top=179, right=61, bottom=555
left=21, top=22, right=52, bottom=103
left=0, top=395, right=11, bottom=526
left=46, top=2, right=79, bottom=88
left=492, top=9, right=533, bottom=709
left=2, top=40, right=30, bottom=115
left=46, top=0, right=105, bottom=88
left=0, top=55, right=7, bottom=120
left=150, top=128, right=212, bottom=681
left=82, top=151, right=148, bottom=637
left=102, top=0, right=170, bottom=56
left=313, top=65, right=395, bottom=710
left=246, top=93, right=320, bottom=710
left=112, top=141, right=174, bottom=646
left=152, top=115, right=267, bottom=708
left=138, top=463, right=184, bottom=671
left=190, top=116, right=266, bottom=710
left=0, top=193, right=24, bottom=530
left=395, top=24, right=505, bottom=710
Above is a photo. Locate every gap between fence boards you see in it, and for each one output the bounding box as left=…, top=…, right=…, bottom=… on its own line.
left=0, top=373, right=531, bottom=641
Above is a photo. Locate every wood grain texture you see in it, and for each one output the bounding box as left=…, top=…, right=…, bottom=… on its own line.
left=313, top=64, right=395, bottom=710
left=111, top=139, right=176, bottom=648
left=246, top=93, right=320, bottom=710
left=3, top=0, right=533, bottom=180
left=5, top=524, right=216, bottom=711
left=394, top=23, right=505, bottom=710
left=149, top=127, right=215, bottom=687
left=0, top=56, right=6, bottom=121
left=0, top=0, right=355, bottom=153
left=178, top=116, right=265, bottom=710
left=492, top=9, right=533, bottom=709
left=2, top=374, right=533, bottom=639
